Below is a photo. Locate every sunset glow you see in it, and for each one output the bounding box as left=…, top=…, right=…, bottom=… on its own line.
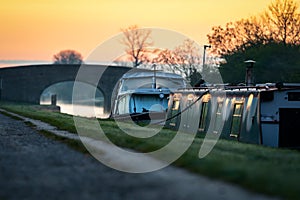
left=1, top=0, right=274, bottom=65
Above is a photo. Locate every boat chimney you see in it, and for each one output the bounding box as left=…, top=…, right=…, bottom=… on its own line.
left=244, top=60, right=255, bottom=86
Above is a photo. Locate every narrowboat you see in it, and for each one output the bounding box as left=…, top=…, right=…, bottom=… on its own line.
left=165, top=83, right=300, bottom=148
left=112, top=70, right=186, bottom=122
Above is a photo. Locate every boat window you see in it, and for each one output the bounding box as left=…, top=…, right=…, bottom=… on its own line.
left=169, top=99, right=180, bottom=126
left=172, top=100, right=180, bottom=110
left=230, top=103, right=244, bottom=138
left=129, top=94, right=168, bottom=113
left=260, top=91, right=274, bottom=102
left=213, top=102, right=223, bottom=134
left=199, top=102, right=209, bottom=131
left=288, top=92, right=300, bottom=101
left=117, top=95, right=130, bottom=115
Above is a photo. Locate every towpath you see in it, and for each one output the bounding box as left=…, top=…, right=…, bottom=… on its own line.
left=0, top=112, right=278, bottom=200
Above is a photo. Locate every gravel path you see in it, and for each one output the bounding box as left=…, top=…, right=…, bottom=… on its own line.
left=0, top=112, right=278, bottom=200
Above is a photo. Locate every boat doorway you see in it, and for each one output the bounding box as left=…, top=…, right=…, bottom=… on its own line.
left=279, top=108, right=300, bottom=148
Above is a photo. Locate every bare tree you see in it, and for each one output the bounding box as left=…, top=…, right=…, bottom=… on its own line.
left=120, top=25, right=153, bottom=67
left=173, top=39, right=202, bottom=79
left=155, top=39, right=202, bottom=85
left=154, top=49, right=181, bottom=73
left=53, top=50, right=83, bottom=64
left=263, top=0, right=300, bottom=45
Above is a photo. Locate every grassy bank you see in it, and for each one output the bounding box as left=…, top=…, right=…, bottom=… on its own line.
left=1, top=101, right=300, bottom=199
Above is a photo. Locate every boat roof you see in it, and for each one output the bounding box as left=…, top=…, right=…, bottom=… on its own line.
left=118, top=88, right=171, bottom=95
left=175, top=83, right=300, bottom=94
left=121, top=71, right=184, bottom=79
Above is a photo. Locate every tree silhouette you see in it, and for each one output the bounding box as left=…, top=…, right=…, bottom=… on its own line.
left=208, top=0, right=300, bottom=56
left=120, top=25, right=153, bottom=67
left=53, top=50, right=83, bottom=64
left=207, top=0, right=300, bottom=84
left=207, top=17, right=270, bottom=56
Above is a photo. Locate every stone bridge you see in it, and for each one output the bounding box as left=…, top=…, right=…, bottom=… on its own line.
left=0, top=64, right=132, bottom=113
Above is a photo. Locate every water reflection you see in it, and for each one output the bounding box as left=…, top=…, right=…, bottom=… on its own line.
left=59, top=103, right=109, bottom=118
left=40, top=81, right=107, bottom=118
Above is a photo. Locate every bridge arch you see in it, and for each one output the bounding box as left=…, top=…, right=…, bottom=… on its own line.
left=40, top=81, right=105, bottom=117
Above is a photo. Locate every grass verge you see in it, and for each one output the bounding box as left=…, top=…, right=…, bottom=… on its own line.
left=1, top=101, right=300, bottom=199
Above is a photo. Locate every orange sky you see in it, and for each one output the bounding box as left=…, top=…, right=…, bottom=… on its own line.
left=0, top=0, right=274, bottom=65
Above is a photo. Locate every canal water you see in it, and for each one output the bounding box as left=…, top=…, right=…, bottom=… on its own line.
left=58, top=103, right=108, bottom=118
